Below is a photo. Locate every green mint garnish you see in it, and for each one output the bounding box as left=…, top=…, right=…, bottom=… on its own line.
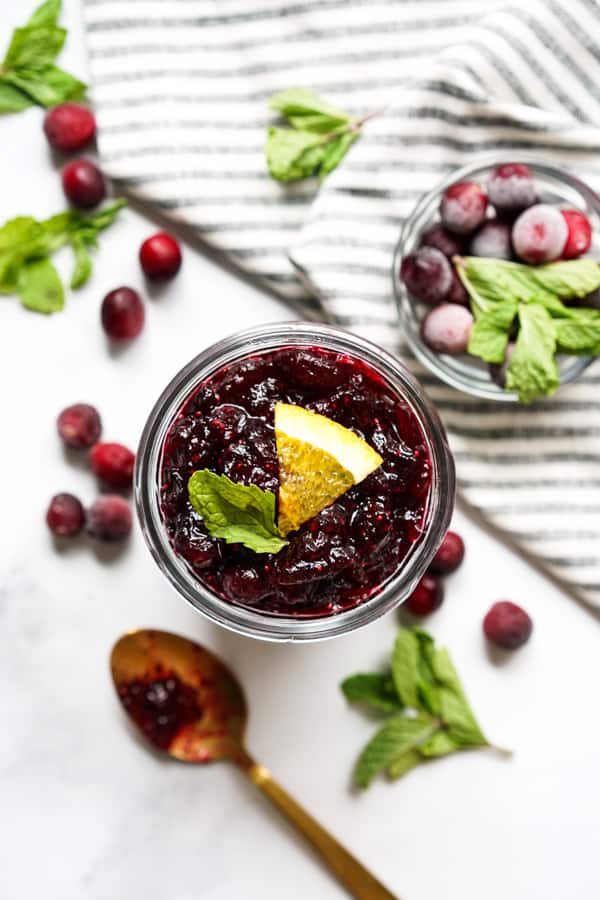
left=342, top=626, right=509, bottom=788
left=188, top=470, right=288, bottom=555
left=0, top=0, right=86, bottom=113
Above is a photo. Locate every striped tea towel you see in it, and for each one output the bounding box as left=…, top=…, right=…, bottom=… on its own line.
left=82, top=0, right=600, bottom=607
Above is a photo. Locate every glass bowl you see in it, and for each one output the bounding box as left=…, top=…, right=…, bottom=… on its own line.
left=392, top=154, right=599, bottom=402
left=135, top=322, right=455, bottom=642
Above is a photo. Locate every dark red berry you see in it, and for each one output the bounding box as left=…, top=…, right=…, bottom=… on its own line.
left=483, top=601, right=533, bottom=650
left=43, top=104, right=96, bottom=154
left=420, top=223, right=466, bottom=258
left=446, top=269, right=469, bottom=306
left=62, top=159, right=106, bottom=209
left=421, top=303, right=473, bottom=354
left=560, top=209, right=592, bottom=259
left=87, top=495, right=132, bottom=541
left=428, top=530, right=465, bottom=575
left=46, top=492, right=85, bottom=537
left=139, top=232, right=182, bottom=280
left=222, top=566, right=268, bottom=604
left=405, top=574, right=444, bottom=616
left=487, top=163, right=536, bottom=217
left=90, top=442, right=135, bottom=489
left=512, top=204, right=567, bottom=264
left=101, top=287, right=145, bottom=341
left=57, top=403, right=102, bottom=449
left=469, top=221, right=513, bottom=260
left=440, top=181, right=488, bottom=234
left=400, top=247, right=453, bottom=305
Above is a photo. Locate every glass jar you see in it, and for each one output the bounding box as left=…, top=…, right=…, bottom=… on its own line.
left=135, top=322, right=455, bottom=641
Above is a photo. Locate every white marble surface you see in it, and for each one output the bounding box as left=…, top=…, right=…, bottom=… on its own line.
left=1, top=3, right=600, bottom=898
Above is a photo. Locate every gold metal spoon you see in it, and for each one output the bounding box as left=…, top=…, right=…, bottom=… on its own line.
left=110, top=628, right=400, bottom=900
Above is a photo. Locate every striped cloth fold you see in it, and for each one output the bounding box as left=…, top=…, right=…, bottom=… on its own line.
left=82, top=0, right=600, bottom=607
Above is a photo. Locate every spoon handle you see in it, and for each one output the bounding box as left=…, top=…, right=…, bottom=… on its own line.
left=239, top=755, right=400, bottom=900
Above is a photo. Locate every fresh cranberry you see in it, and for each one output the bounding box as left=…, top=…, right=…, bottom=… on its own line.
left=421, top=303, right=473, bottom=354
left=57, top=403, right=102, bottom=449
left=446, top=269, right=469, bottom=306
left=139, top=232, right=182, bottom=280
left=512, top=204, right=567, bottom=264
left=400, top=247, right=453, bottom=305
left=420, top=223, right=466, bottom=258
left=62, top=159, right=106, bottom=209
left=560, top=209, right=592, bottom=259
left=483, top=601, right=533, bottom=650
left=428, top=530, right=465, bottom=575
left=440, top=181, right=488, bottom=234
left=469, top=221, right=513, bottom=259
left=405, top=574, right=444, bottom=616
left=87, top=494, right=132, bottom=540
left=43, top=104, right=96, bottom=153
left=487, top=163, right=536, bottom=217
left=90, top=442, right=135, bottom=489
left=101, top=287, right=145, bottom=341
left=46, top=492, right=85, bottom=537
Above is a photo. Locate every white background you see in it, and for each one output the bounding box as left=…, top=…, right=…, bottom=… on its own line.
left=1, top=3, right=599, bottom=899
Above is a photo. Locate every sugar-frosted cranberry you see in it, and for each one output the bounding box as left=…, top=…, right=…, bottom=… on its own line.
left=560, top=209, right=592, bottom=259
left=405, top=574, right=444, bottom=616
left=43, top=104, right=96, bottom=153
left=469, top=221, right=513, bottom=259
left=46, top=492, right=85, bottom=537
left=483, top=601, right=532, bottom=650
left=101, top=286, right=145, bottom=340
left=512, top=204, right=567, bottom=264
left=428, top=530, right=465, bottom=575
left=420, top=222, right=466, bottom=258
left=139, top=232, right=182, bottom=280
left=87, top=495, right=132, bottom=541
left=62, top=159, right=106, bottom=208
left=489, top=341, right=516, bottom=388
left=57, top=403, right=102, bottom=449
left=421, top=303, right=473, bottom=354
left=400, top=247, right=452, bottom=305
left=222, top=566, right=268, bottom=603
left=440, top=181, right=488, bottom=234
left=446, top=269, right=469, bottom=306
left=90, top=442, right=135, bottom=488
left=487, top=163, right=536, bottom=217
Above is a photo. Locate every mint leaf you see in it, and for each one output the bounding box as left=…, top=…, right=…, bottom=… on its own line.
left=391, top=628, right=420, bottom=708
left=419, top=730, right=458, bottom=758
left=555, top=317, right=600, bottom=354
left=506, top=303, right=559, bottom=404
left=413, top=627, right=441, bottom=716
left=266, top=127, right=329, bottom=182
left=320, top=130, right=358, bottom=177
left=5, top=65, right=85, bottom=107
left=27, top=0, right=61, bottom=27
left=17, top=257, right=64, bottom=313
left=269, top=87, right=351, bottom=129
left=4, top=26, right=65, bottom=69
left=527, top=258, right=600, bottom=298
left=467, top=298, right=518, bottom=364
left=431, top=648, right=487, bottom=747
left=0, top=79, right=33, bottom=112
left=70, top=199, right=127, bottom=240
left=354, top=714, right=435, bottom=788
left=387, top=749, right=422, bottom=780
left=70, top=237, right=92, bottom=289
left=188, top=469, right=288, bottom=554
left=341, top=673, right=402, bottom=712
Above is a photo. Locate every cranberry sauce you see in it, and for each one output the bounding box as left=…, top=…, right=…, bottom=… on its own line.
left=159, top=346, right=432, bottom=617
left=118, top=669, right=202, bottom=750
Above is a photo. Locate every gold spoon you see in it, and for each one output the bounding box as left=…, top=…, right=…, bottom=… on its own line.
left=110, top=628, right=400, bottom=900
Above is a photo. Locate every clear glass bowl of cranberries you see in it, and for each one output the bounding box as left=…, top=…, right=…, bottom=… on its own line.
left=135, top=323, right=455, bottom=641
left=393, top=154, right=600, bottom=401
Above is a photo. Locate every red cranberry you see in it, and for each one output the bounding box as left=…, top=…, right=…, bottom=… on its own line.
left=62, top=159, right=106, bottom=209
left=46, top=492, right=85, bottom=537
left=57, top=403, right=102, bottom=449
left=469, top=221, right=513, bottom=260
left=560, top=209, right=592, bottom=259
left=400, top=247, right=453, bottom=305
left=405, top=574, right=444, bottom=616
left=440, top=181, right=488, bottom=234
left=512, top=204, right=567, bottom=264
left=43, top=104, right=96, bottom=154
left=222, top=566, right=268, bottom=604
left=90, top=442, right=135, bottom=488
left=139, top=232, right=182, bottom=280
left=420, top=223, right=466, bottom=258
left=101, top=287, right=145, bottom=341
left=428, top=530, right=465, bottom=575
left=483, top=601, right=533, bottom=650
left=87, top=495, right=132, bottom=541
left=487, top=163, right=536, bottom=217
left=421, top=303, right=473, bottom=354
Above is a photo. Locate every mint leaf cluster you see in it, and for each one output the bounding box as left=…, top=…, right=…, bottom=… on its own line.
left=188, top=469, right=288, bottom=554
left=342, top=627, right=508, bottom=787
left=0, top=199, right=126, bottom=313
left=457, top=256, right=600, bottom=404
left=266, top=88, right=368, bottom=182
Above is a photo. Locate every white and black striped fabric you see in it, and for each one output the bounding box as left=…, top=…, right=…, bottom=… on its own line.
left=83, top=0, right=600, bottom=607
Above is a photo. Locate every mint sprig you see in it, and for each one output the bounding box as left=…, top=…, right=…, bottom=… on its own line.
left=342, top=627, right=509, bottom=788
left=188, top=470, right=288, bottom=555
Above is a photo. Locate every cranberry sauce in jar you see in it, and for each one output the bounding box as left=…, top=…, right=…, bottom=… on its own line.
left=159, top=346, right=432, bottom=617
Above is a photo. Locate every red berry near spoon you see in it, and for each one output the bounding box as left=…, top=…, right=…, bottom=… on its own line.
left=428, top=530, right=465, bottom=575
left=483, top=601, right=533, bottom=650
left=400, top=247, right=453, bottom=304
left=560, top=209, right=592, bottom=259
left=139, top=232, right=182, bottom=280
left=62, top=159, right=106, bottom=209
left=440, top=181, right=488, bottom=234
left=87, top=495, right=132, bottom=541
left=90, top=442, right=135, bottom=489
left=44, top=104, right=96, bottom=153
left=46, top=492, right=86, bottom=537
left=101, top=287, right=145, bottom=341
left=512, top=203, right=567, bottom=264
left=57, top=403, right=102, bottom=449
left=405, top=574, right=444, bottom=616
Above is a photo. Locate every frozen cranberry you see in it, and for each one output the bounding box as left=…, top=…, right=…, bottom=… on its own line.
left=483, top=601, right=532, bottom=650
left=90, top=442, right=135, bottom=489
left=405, top=574, right=444, bottom=616
left=420, top=222, right=466, bottom=258
left=560, top=209, right=592, bottom=259
left=43, top=104, right=96, bottom=154
left=440, top=181, right=488, bottom=234
left=487, top=163, right=536, bottom=217
left=512, top=204, right=567, bottom=264
left=46, top=492, right=85, bottom=537
left=57, top=403, right=102, bottom=449
left=428, top=531, right=465, bottom=575
left=446, top=269, right=469, bottom=306
left=101, top=287, right=145, bottom=341
left=87, top=495, right=132, bottom=541
left=139, top=232, right=182, bottom=280
left=400, top=247, right=452, bottom=305
left=469, top=221, right=512, bottom=259
left=421, top=303, right=473, bottom=354
left=62, top=159, right=106, bottom=209
left=489, top=341, right=516, bottom=388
